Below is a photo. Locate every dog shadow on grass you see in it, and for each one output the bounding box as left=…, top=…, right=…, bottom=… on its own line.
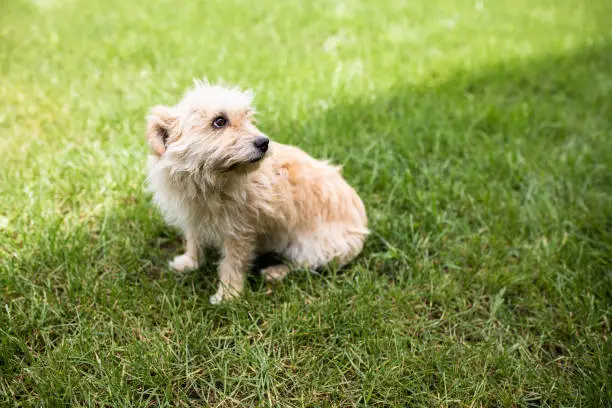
left=34, top=40, right=609, bottom=302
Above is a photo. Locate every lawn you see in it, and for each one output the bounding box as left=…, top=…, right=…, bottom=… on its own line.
left=1, top=0, right=611, bottom=406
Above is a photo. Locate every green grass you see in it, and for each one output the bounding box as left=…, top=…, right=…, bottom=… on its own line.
left=1, top=0, right=611, bottom=406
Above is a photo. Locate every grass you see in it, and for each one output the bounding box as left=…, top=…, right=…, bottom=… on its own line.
left=1, top=0, right=611, bottom=406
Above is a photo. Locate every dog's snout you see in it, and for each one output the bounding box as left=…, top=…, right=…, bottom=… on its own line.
left=254, top=136, right=269, bottom=153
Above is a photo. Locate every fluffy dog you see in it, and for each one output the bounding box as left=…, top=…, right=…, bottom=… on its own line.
left=146, top=82, right=368, bottom=303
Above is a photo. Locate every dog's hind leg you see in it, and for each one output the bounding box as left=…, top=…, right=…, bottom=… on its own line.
left=283, top=223, right=366, bottom=271
left=258, top=225, right=367, bottom=286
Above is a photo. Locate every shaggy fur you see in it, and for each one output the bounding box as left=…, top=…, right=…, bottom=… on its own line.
left=146, top=82, right=368, bottom=303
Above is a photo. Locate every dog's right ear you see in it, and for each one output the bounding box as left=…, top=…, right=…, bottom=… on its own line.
left=146, top=105, right=177, bottom=155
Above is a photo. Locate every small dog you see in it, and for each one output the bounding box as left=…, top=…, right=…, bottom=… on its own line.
left=146, top=82, right=368, bottom=303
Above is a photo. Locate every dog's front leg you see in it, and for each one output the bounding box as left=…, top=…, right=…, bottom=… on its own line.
left=209, top=236, right=255, bottom=304
left=169, top=228, right=202, bottom=272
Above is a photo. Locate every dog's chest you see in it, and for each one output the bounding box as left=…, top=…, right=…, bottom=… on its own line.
left=191, top=190, right=255, bottom=242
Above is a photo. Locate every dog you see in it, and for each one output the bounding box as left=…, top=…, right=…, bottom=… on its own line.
left=146, top=81, right=368, bottom=303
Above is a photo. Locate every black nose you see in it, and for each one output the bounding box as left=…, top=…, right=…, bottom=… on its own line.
left=254, top=136, right=269, bottom=153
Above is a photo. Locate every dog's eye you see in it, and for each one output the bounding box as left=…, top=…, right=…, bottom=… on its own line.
left=212, top=116, right=228, bottom=129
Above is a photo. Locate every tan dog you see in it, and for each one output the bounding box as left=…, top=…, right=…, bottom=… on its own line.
left=146, top=82, right=368, bottom=303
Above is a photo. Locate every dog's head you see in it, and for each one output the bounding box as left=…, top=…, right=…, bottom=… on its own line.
left=146, top=82, right=270, bottom=174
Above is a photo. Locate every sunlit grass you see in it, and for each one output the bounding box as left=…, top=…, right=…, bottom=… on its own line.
left=1, top=0, right=611, bottom=406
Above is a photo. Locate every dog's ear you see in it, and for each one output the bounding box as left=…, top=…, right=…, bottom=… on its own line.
left=146, top=105, right=177, bottom=155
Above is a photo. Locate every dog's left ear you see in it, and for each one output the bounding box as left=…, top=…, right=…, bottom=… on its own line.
left=146, top=105, right=177, bottom=155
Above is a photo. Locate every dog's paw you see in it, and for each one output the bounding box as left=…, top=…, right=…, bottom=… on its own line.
left=260, top=264, right=290, bottom=283
left=209, top=286, right=240, bottom=304
left=169, top=254, right=198, bottom=272
left=209, top=291, right=224, bottom=305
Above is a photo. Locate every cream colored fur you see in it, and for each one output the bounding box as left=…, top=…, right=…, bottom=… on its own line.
left=146, top=82, right=368, bottom=303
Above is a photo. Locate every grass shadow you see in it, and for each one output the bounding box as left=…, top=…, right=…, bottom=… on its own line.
left=289, top=40, right=612, bottom=275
